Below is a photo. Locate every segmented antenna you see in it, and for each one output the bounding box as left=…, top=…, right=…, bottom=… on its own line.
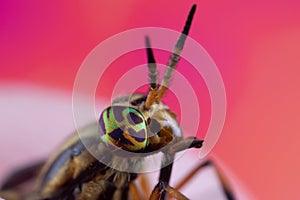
left=156, top=4, right=196, bottom=101
left=145, top=36, right=158, bottom=109
left=146, top=36, right=158, bottom=90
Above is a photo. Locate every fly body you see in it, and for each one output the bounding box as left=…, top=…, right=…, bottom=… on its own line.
left=0, top=4, right=236, bottom=200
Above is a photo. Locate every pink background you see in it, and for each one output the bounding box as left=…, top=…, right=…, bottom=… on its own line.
left=1, top=1, right=300, bottom=199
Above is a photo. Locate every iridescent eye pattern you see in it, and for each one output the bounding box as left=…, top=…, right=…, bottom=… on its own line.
left=99, top=106, right=148, bottom=152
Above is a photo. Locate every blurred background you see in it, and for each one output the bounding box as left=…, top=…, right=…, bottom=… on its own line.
left=1, top=1, right=300, bottom=199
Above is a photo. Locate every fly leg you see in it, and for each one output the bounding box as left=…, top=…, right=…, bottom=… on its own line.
left=149, top=137, right=203, bottom=200
left=149, top=181, right=188, bottom=200
left=149, top=155, right=189, bottom=200
left=174, top=160, right=236, bottom=200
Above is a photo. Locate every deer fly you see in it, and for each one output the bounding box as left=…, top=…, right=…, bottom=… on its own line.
left=0, top=4, right=235, bottom=200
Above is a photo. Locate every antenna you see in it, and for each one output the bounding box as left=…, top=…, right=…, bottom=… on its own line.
left=144, top=36, right=158, bottom=109
left=156, top=4, right=196, bottom=101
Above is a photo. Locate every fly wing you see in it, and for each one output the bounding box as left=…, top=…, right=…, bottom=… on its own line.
left=0, top=159, right=45, bottom=200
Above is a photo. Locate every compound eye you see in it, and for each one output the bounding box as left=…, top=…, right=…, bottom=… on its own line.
left=99, top=106, right=148, bottom=152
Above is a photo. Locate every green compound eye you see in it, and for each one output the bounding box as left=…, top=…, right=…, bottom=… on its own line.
left=99, top=106, right=148, bottom=152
